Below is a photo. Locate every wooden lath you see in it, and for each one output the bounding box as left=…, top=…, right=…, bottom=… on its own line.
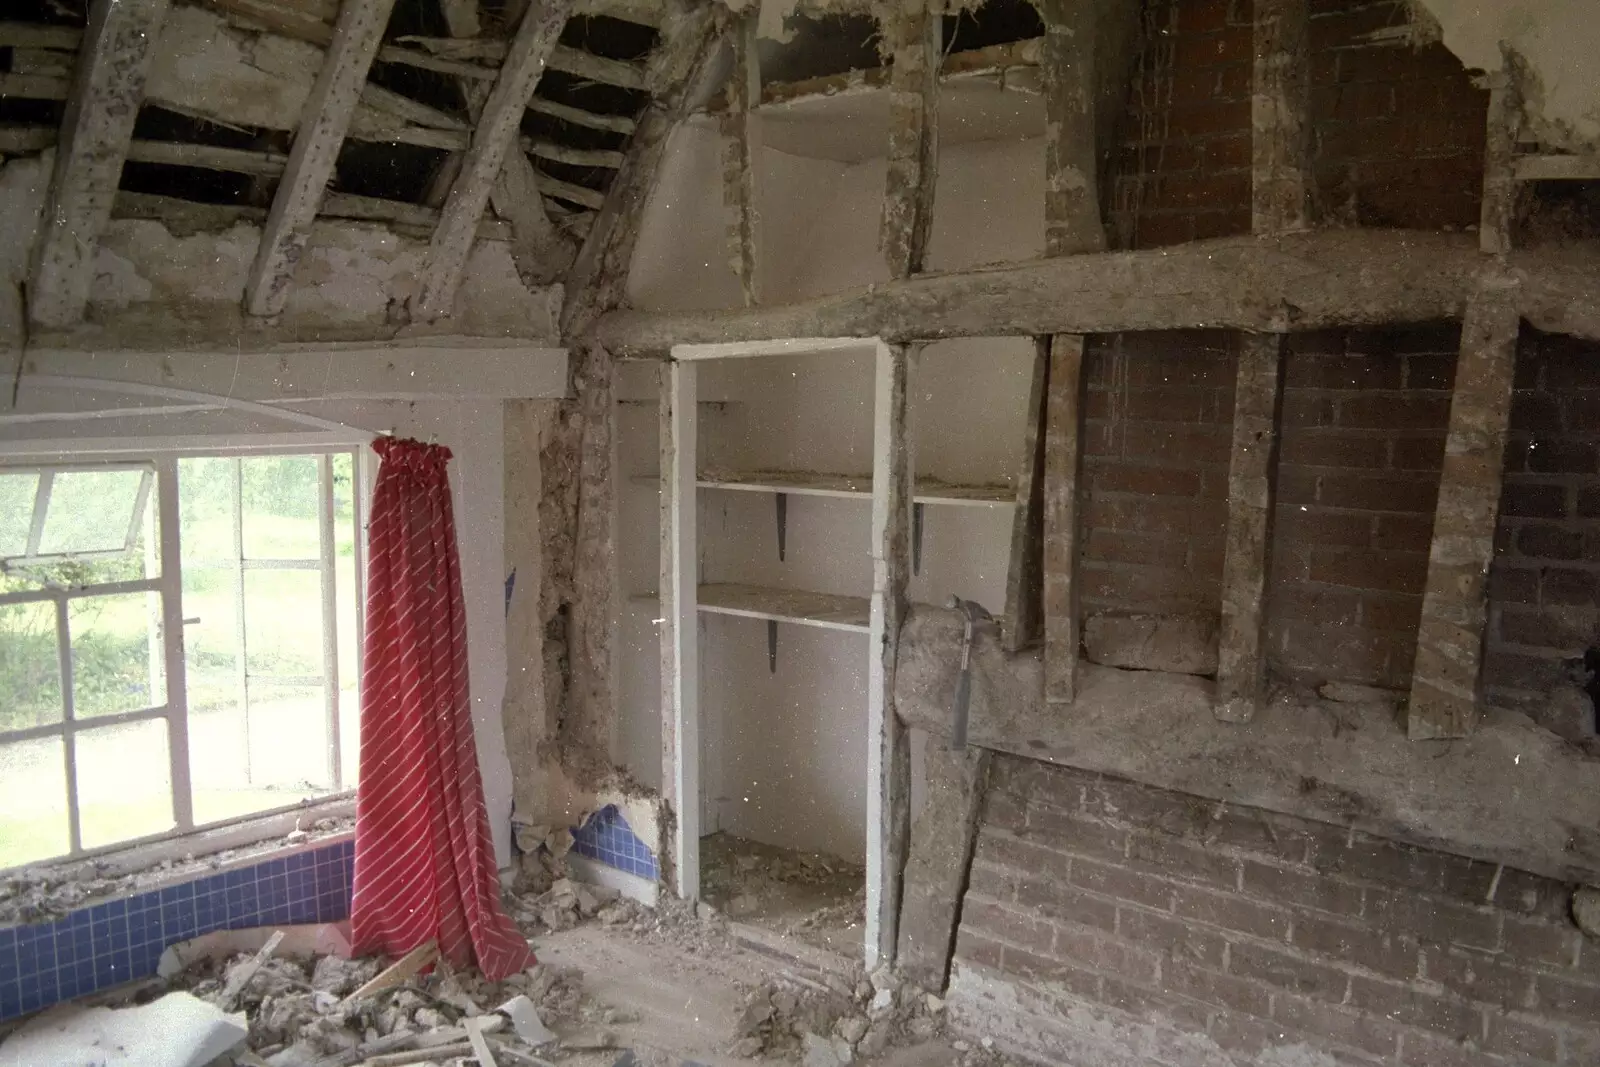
left=243, top=0, right=400, bottom=318
left=29, top=0, right=174, bottom=330
left=412, top=0, right=574, bottom=320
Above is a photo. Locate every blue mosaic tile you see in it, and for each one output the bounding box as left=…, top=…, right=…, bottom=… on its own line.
left=571, top=805, right=659, bottom=881
left=0, top=839, right=355, bottom=1024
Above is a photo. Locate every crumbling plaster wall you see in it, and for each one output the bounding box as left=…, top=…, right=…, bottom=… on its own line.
left=0, top=152, right=560, bottom=351
left=1414, top=0, right=1600, bottom=152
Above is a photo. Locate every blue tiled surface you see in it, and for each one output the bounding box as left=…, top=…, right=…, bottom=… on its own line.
left=571, top=806, right=658, bottom=881
left=0, top=838, right=354, bottom=1023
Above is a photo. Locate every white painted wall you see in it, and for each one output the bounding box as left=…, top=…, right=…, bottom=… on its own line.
left=616, top=121, right=1044, bottom=861
left=1, top=389, right=518, bottom=868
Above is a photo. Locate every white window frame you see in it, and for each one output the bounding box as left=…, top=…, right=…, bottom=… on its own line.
left=4, top=461, right=155, bottom=564
left=0, top=443, right=368, bottom=869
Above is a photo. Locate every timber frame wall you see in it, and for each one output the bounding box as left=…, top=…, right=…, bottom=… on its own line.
left=627, top=0, right=1600, bottom=966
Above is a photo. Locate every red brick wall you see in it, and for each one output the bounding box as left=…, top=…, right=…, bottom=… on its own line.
left=1484, top=331, right=1600, bottom=710
left=1266, top=324, right=1456, bottom=690
left=1081, top=331, right=1236, bottom=620
left=951, top=755, right=1599, bottom=1067
left=1109, top=0, right=1486, bottom=249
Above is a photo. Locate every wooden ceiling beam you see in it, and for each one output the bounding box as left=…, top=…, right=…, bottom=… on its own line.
left=561, top=2, right=727, bottom=338
left=412, top=0, right=574, bottom=320
left=30, top=0, right=174, bottom=330
left=243, top=0, right=400, bottom=318
left=589, top=230, right=1600, bottom=352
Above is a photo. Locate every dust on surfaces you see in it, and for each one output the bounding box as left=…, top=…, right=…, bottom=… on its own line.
left=701, top=833, right=866, bottom=960
left=0, top=817, right=354, bottom=927
left=159, top=940, right=589, bottom=1065
left=730, top=964, right=1021, bottom=1067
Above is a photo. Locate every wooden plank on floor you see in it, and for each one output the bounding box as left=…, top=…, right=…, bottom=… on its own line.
left=29, top=0, right=173, bottom=330
left=866, top=340, right=913, bottom=969
left=1043, top=334, right=1086, bottom=704
left=1407, top=289, right=1521, bottom=739
left=1215, top=333, right=1285, bottom=722
left=661, top=360, right=699, bottom=899
left=879, top=0, right=939, bottom=280
left=413, top=0, right=572, bottom=320
left=243, top=0, right=399, bottom=317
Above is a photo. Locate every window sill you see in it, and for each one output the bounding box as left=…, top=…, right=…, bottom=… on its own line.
left=0, top=797, right=355, bottom=928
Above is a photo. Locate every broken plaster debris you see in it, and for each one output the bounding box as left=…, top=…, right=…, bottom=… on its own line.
left=699, top=833, right=867, bottom=962
left=0, top=991, right=249, bottom=1067
left=1, top=834, right=1016, bottom=1067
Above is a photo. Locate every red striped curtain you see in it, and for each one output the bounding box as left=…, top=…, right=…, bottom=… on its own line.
left=350, top=437, right=532, bottom=980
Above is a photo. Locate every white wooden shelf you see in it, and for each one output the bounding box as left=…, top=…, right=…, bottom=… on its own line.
left=631, top=468, right=1014, bottom=508
left=632, top=582, right=871, bottom=633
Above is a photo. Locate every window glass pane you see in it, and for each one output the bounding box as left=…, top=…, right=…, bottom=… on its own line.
left=77, top=719, right=173, bottom=849
left=193, top=681, right=330, bottom=826
left=0, top=470, right=38, bottom=555
left=0, top=601, right=63, bottom=731
left=242, top=456, right=319, bottom=560
left=0, top=737, right=69, bottom=868
left=243, top=570, right=323, bottom=678
left=247, top=681, right=334, bottom=791
left=37, top=469, right=147, bottom=556
left=69, top=592, right=166, bottom=718
left=2, top=471, right=158, bottom=593
left=179, top=457, right=237, bottom=564
left=181, top=566, right=239, bottom=717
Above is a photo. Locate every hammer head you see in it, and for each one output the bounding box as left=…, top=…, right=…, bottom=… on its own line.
left=946, top=594, right=994, bottom=624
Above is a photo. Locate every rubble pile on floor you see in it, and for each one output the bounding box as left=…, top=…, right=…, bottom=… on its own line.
left=729, top=965, right=960, bottom=1066
left=509, top=878, right=642, bottom=935
left=159, top=936, right=587, bottom=1065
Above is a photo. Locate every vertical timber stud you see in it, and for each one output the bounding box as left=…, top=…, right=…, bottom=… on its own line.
left=1038, top=0, right=1103, bottom=259
left=720, top=10, right=760, bottom=306
left=414, top=0, right=573, bottom=320
left=879, top=0, right=940, bottom=280
left=1043, top=335, right=1087, bottom=704
left=867, top=340, right=913, bottom=968
left=1216, top=0, right=1306, bottom=722
left=661, top=359, right=700, bottom=899
left=1035, top=0, right=1100, bottom=695
left=245, top=0, right=398, bottom=317
left=1001, top=340, right=1049, bottom=652
left=1406, top=291, right=1520, bottom=739
left=1215, top=333, right=1285, bottom=721
left=30, top=0, right=172, bottom=330
left=1479, top=76, right=1521, bottom=255
left=896, top=745, right=989, bottom=991
left=1250, top=0, right=1310, bottom=234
